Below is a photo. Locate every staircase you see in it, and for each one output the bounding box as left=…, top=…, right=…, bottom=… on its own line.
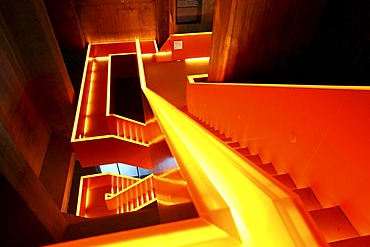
left=110, top=116, right=149, bottom=145
left=105, top=174, right=157, bottom=214
left=183, top=107, right=370, bottom=247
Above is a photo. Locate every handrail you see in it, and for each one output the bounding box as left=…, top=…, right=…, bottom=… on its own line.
left=76, top=172, right=141, bottom=217
left=105, top=174, right=156, bottom=212
left=135, top=38, right=327, bottom=246
left=106, top=115, right=148, bottom=144
left=186, top=74, right=370, bottom=235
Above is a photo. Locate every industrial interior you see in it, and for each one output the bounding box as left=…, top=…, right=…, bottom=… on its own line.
left=1, top=0, right=370, bottom=246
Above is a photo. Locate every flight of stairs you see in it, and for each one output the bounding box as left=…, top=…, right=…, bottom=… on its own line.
left=105, top=174, right=157, bottom=214
left=183, top=107, right=370, bottom=247
left=108, top=116, right=149, bottom=145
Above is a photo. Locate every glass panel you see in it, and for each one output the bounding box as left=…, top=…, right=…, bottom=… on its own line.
left=118, top=163, right=138, bottom=177
left=99, top=163, right=119, bottom=174
left=99, top=163, right=152, bottom=178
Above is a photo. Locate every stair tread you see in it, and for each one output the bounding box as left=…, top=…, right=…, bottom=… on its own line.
left=235, top=147, right=252, bottom=157
left=218, top=136, right=233, bottom=142
left=258, top=163, right=277, bottom=175
left=246, top=155, right=263, bottom=165
left=273, top=173, right=296, bottom=190
left=310, top=206, right=359, bottom=243
left=293, top=187, right=322, bottom=211
left=227, top=141, right=241, bottom=148
left=194, top=122, right=231, bottom=141
left=329, top=235, right=370, bottom=247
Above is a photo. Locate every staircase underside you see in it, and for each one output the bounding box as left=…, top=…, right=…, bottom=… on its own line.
left=182, top=106, right=370, bottom=246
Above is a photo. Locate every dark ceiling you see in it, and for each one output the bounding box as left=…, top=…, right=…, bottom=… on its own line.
left=44, top=0, right=370, bottom=89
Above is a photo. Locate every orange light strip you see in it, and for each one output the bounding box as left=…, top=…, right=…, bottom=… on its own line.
left=187, top=75, right=370, bottom=90
left=80, top=172, right=141, bottom=181
left=76, top=172, right=142, bottom=216
left=106, top=55, right=112, bottom=116
left=71, top=134, right=149, bottom=147
left=135, top=38, right=147, bottom=90
left=76, top=176, right=85, bottom=217
left=105, top=174, right=154, bottom=200
left=71, top=44, right=92, bottom=141
left=153, top=39, right=159, bottom=53
left=83, top=60, right=96, bottom=136
left=184, top=57, right=210, bottom=62
left=172, top=31, right=212, bottom=37
left=109, top=114, right=146, bottom=126
left=45, top=218, right=241, bottom=247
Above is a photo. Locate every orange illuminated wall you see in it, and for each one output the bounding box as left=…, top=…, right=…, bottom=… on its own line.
left=187, top=77, right=370, bottom=235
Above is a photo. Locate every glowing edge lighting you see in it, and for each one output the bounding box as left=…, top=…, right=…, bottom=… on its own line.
left=46, top=218, right=241, bottom=247
left=71, top=44, right=92, bottom=142
left=135, top=38, right=147, bottom=90
left=106, top=54, right=112, bottom=116
left=135, top=37, right=326, bottom=245
left=188, top=75, right=370, bottom=90
left=77, top=172, right=142, bottom=216
left=81, top=172, right=141, bottom=181
left=143, top=88, right=326, bottom=246
left=72, top=134, right=149, bottom=147
left=105, top=174, right=154, bottom=201
left=172, top=31, right=212, bottom=37
left=76, top=176, right=85, bottom=216
left=153, top=39, right=159, bottom=53
left=109, top=114, right=146, bottom=126
left=185, top=57, right=210, bottom=62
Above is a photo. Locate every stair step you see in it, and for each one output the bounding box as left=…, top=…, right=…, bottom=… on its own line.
left=293, top=187, right=322, bottom=211
left=209, top=130, right=232, bottom=141
left=310, top=206, right=359, bottom=243
left=329, top=235, right=370, bottom=247
left=227, top=141, right=241, bottom=148
left=218, top=135, right=233, bottom=142
left=245, top=155, right=263, bottom=165
left=196, top=123, right=232, bottom=141
left=235, top=147, right=252, bottom=157
left=258, top=163, right=277, bottom=175
left=273, top=173, right=296, bottom=190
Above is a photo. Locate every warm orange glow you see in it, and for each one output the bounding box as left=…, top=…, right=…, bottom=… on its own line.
left=155, top=51, right=172, bottom=56
left=72, top=134, right=149, bottom=147
left=135, top=38, right=147, bottom=89
left=132, top=36, right=325, bottom=245
left=109, top=114, right=146, bottom=126
left=83, top=116, right=88, bottom=137
left=184, top=57, right=210, bottom=62
left=143, top=88, right=325, bottom=246
left=68, top=38, right=335, bottom=246
left=172, top=31, right=212, bottom=37
left=71, top=44, right=91, bottom=141
left=76, top=176, right=85, bottom=216
left=76, top=173, right=145, bottom=217
left=46, top=218, right=241, bottom=247
left=106, top=55, right=112, bottom=116
left=84, top=61, right=95, bottom=136
left=94, top=56, right=109, bottom=61
left=187, top=74, right=370, bottom=236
